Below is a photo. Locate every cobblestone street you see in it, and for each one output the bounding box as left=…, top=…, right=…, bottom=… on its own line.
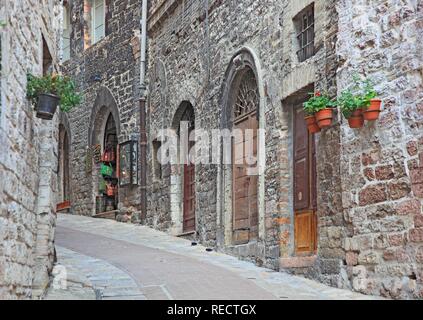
left=48, top=214, right=380, bottom=300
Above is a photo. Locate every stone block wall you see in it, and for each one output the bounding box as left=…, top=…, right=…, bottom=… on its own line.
left=336, top=0, right=423, bottom=299
left=62, top=0, right=142, bottom=218
left=146, top=0, right=338, bottom=270
left=0, top=0, right=61, bottom=299
left=146, top=0, right=422, bottom=299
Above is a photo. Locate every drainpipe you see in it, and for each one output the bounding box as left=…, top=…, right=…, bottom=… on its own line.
left=139, top=0, right=148, bottom=222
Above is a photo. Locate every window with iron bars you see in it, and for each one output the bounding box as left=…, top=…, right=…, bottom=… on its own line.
left=295, top=5, right=315, bottom=63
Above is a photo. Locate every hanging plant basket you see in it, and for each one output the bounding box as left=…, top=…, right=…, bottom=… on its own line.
left=35, top=93, right=60, bottom=120
left=27, top=74, right=81, bottom=121
left=316, top=108, right=334, bottom=128
left=305, top=115, right=321, bottom=134
left=347, top=109, right=364, bottom=129
left=363, top=99, right=382, bottom=121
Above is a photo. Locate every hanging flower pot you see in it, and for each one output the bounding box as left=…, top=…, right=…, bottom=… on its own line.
left=27, top=74, right=82, bottom=121
left=363, top=99, right=382, bottom=121
left=315, top=108, right=334, bottom=128
left=303, top=91, right=336, bottom=130
left=35, top=93, right=60, bottom=120
left=305, top=115, right=321, bottom=134
left=347, top=109, right=364, bottom=129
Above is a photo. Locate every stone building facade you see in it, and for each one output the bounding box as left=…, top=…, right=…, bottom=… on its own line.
left=0, top=0, right=62, bottom=299
left=62, top=0, right=142, bottom=221
left=146, top=0, right=423, bottom=299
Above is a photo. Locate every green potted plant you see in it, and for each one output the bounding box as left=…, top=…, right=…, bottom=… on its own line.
left=361, top=78, right=382, bottom=121
left=27, top=74, right=81, bottom=120
left=303, top=91, right=336, bottom=130
left=338, top=89, right=365, bottom=129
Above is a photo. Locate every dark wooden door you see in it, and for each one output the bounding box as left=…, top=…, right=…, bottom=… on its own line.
left=294, top=107, right=317, bottom=255
left=233, top=113, right=259, bottom=245
left=183, top=163, right=196, bottom=232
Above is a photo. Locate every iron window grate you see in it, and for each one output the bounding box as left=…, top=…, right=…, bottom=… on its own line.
left=295, top=5, right=315, bottom=63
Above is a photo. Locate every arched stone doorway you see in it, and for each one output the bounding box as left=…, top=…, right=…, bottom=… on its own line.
left=89, top=87, right=121, bottom=217
left=169, top=101, right=196, bottom=235
left=218, top=48, right=266, bottom=257
left=231, top=69, right=259, bottom=245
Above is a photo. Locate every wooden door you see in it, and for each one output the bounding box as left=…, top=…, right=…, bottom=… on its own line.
left=232, top=113, right=259, bottom=245
left=294, top=107, right=317, bottom=255
left=183, top=163, right=196, bottom=232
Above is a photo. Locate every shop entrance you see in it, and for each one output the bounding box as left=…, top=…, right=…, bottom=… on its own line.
left=96, top=113, right=119, bottom=215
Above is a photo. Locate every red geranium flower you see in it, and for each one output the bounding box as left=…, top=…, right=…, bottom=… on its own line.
left=315, top=91, right=321, bottom=97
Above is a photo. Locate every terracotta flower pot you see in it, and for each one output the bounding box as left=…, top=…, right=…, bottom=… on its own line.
left=315, top=108, right=333, bottom=128
left=363, top=99, right=382, bottom=121
left=347, top=109, right=364, bottom=129
left=305, top=115, right=321, bottom=134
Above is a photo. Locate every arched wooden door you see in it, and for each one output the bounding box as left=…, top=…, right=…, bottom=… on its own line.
left=181, top=106, right=196, bottom=233
left=232, top=70, right=259, bottom=245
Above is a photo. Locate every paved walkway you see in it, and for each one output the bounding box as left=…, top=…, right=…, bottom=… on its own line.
left=51, top=214, right=379, bottom=300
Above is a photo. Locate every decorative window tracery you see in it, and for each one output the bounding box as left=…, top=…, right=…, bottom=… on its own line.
left=233, top=69, right=259, bottom=120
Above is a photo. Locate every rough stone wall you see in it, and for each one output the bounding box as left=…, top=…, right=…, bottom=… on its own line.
left=336, top=0, right=423, bottom=299
left=147, top=0, right=422, bottom=299
left=0, top=0, right=61, bottom=299
left=146, top=0, right=338, bottom=270
left=63, top=0, right=141, bottom=218
left=277, top=0, right=348, bottom=290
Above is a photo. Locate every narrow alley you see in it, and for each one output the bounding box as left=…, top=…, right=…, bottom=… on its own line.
left=47, top=214, right=378, bottom=300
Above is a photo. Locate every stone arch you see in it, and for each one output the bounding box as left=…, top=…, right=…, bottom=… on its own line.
left=88, top=87, right=121, bottom=216
left=88, top=86, right=121, bottom=147
left=169, top=101, right=197, bottom=236
left=217, top=47, right=266, bottom=255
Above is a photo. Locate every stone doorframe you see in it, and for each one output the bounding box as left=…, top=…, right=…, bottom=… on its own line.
left=88, top=87, right=121, bottom=216
left=169, top=100, right=197, bottom=236
left=217, top=47, right=267, bottom=250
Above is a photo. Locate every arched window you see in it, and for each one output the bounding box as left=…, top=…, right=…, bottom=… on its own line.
left=234, top=69, right=259, bottom=120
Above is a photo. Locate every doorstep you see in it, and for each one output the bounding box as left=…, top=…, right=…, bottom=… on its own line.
left=93, top=210, right=119, bottom=220
left=280, top=255, right=317, bottom=269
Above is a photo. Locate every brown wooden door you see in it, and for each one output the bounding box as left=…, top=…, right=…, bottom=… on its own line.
left=233, top=113, right=259, bottom=245
left=183, top=163, right=196, bottom=232
left=294, top=107, right=317, bottom=255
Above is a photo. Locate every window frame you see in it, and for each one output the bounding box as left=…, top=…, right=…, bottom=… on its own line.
left=91, top=0, right=106, bottom=45
left=62, top=3, right=71, bottom=61
left=294, top=4, right=315, bottom=63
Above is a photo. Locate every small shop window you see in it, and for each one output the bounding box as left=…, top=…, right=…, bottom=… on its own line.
left=294, top=4, right=315, bottom=63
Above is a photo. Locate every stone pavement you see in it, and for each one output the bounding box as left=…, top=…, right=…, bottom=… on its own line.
left=52, top=214, right=381, bottom=300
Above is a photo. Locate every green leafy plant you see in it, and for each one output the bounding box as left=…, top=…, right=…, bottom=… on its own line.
left=303, top=91, right=336, bottom=116
left=338, top=75, right=378, bottom=118
left=361, top=78, right=377, bottom=108
left=338, top=89, right=364, bottom=118
left=27, top=74, right=82, bottom=112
